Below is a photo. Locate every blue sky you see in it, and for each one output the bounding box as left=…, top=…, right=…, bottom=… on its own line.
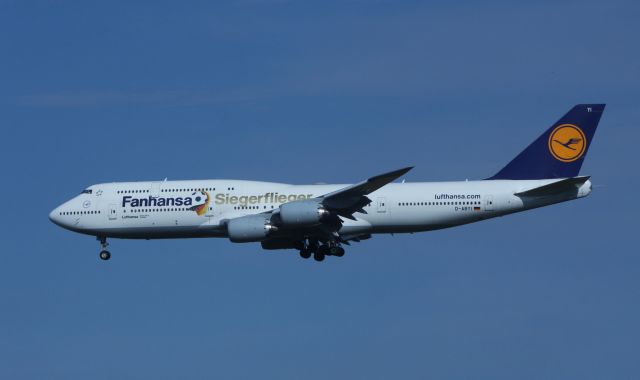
left=1, top=0, right=639, bottom=379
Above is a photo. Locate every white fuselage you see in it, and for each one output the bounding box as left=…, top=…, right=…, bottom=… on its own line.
left=49, top=178, right=592, bottom=240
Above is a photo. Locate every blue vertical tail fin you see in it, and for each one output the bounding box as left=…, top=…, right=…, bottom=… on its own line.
left=489, top=104, right=605, bottom=180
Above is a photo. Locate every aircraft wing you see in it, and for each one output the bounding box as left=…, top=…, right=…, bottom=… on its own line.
left=221, top=167, right=412, bottom=245
left=319, top=166, right=413, bottom=219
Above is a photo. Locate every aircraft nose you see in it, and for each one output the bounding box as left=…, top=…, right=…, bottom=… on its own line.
left=49, top=206, right=62, bottom=226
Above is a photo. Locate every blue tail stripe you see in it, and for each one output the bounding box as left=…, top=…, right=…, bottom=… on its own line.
left=489, top=104, right=605, bottom=180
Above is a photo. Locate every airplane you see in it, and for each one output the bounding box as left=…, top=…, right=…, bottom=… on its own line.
left=49, top=104, right=605, bottom=262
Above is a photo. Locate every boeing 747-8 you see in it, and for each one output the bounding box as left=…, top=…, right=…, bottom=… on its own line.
left=49, top=104, right=604, bottom=262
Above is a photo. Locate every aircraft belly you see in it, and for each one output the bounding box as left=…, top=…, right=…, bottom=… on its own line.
left=92, top=225, right=226, bottom=239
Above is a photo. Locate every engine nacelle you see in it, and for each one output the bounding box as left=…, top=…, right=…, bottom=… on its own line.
left=227, top=215, right=277, bottom=243
left=279, top=200, right=329, bottom=226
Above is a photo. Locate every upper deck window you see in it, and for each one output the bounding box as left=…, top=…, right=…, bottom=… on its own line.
left=81, top=189, right=93, bottom=194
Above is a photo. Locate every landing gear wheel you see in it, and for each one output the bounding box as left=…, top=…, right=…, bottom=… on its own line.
left=313, top=252, right=325, bottom=262
left=329, top=245, right=344, bottom=256
left=318, top=244, right=330, bottom=256
left=99, top=250, right=111, bottom=261
left=97, top=236, right=110, bottom=261
left=300, top=249, right=311, bottom=259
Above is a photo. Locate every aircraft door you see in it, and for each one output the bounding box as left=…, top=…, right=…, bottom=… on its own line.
left=484, top=195, right=494, bottom=211
left=108, top=204, right=118, bottom=220
left=377, top=197, right=387, bottom=213
left=150, top=182, right=161, bottom=197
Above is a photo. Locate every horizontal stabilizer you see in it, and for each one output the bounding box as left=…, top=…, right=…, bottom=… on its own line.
left=515, top=176, right=590, bottom=197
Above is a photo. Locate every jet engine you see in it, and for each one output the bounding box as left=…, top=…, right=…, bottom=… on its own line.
left=279, top=200, right=330, bottom=226
left=227, top=215, right=277, bottom=243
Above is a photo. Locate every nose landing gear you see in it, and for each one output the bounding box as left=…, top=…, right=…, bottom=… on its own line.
left=98, top=236, right=111, bottom=261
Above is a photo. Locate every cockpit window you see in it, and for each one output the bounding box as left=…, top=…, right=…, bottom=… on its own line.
left=81, top=189, right=93, bottom=194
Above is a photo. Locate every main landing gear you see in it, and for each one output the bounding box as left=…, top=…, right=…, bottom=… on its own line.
left=98, top=236, right=111, bottom=261
left=299, top=240, right=345, bottom=262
